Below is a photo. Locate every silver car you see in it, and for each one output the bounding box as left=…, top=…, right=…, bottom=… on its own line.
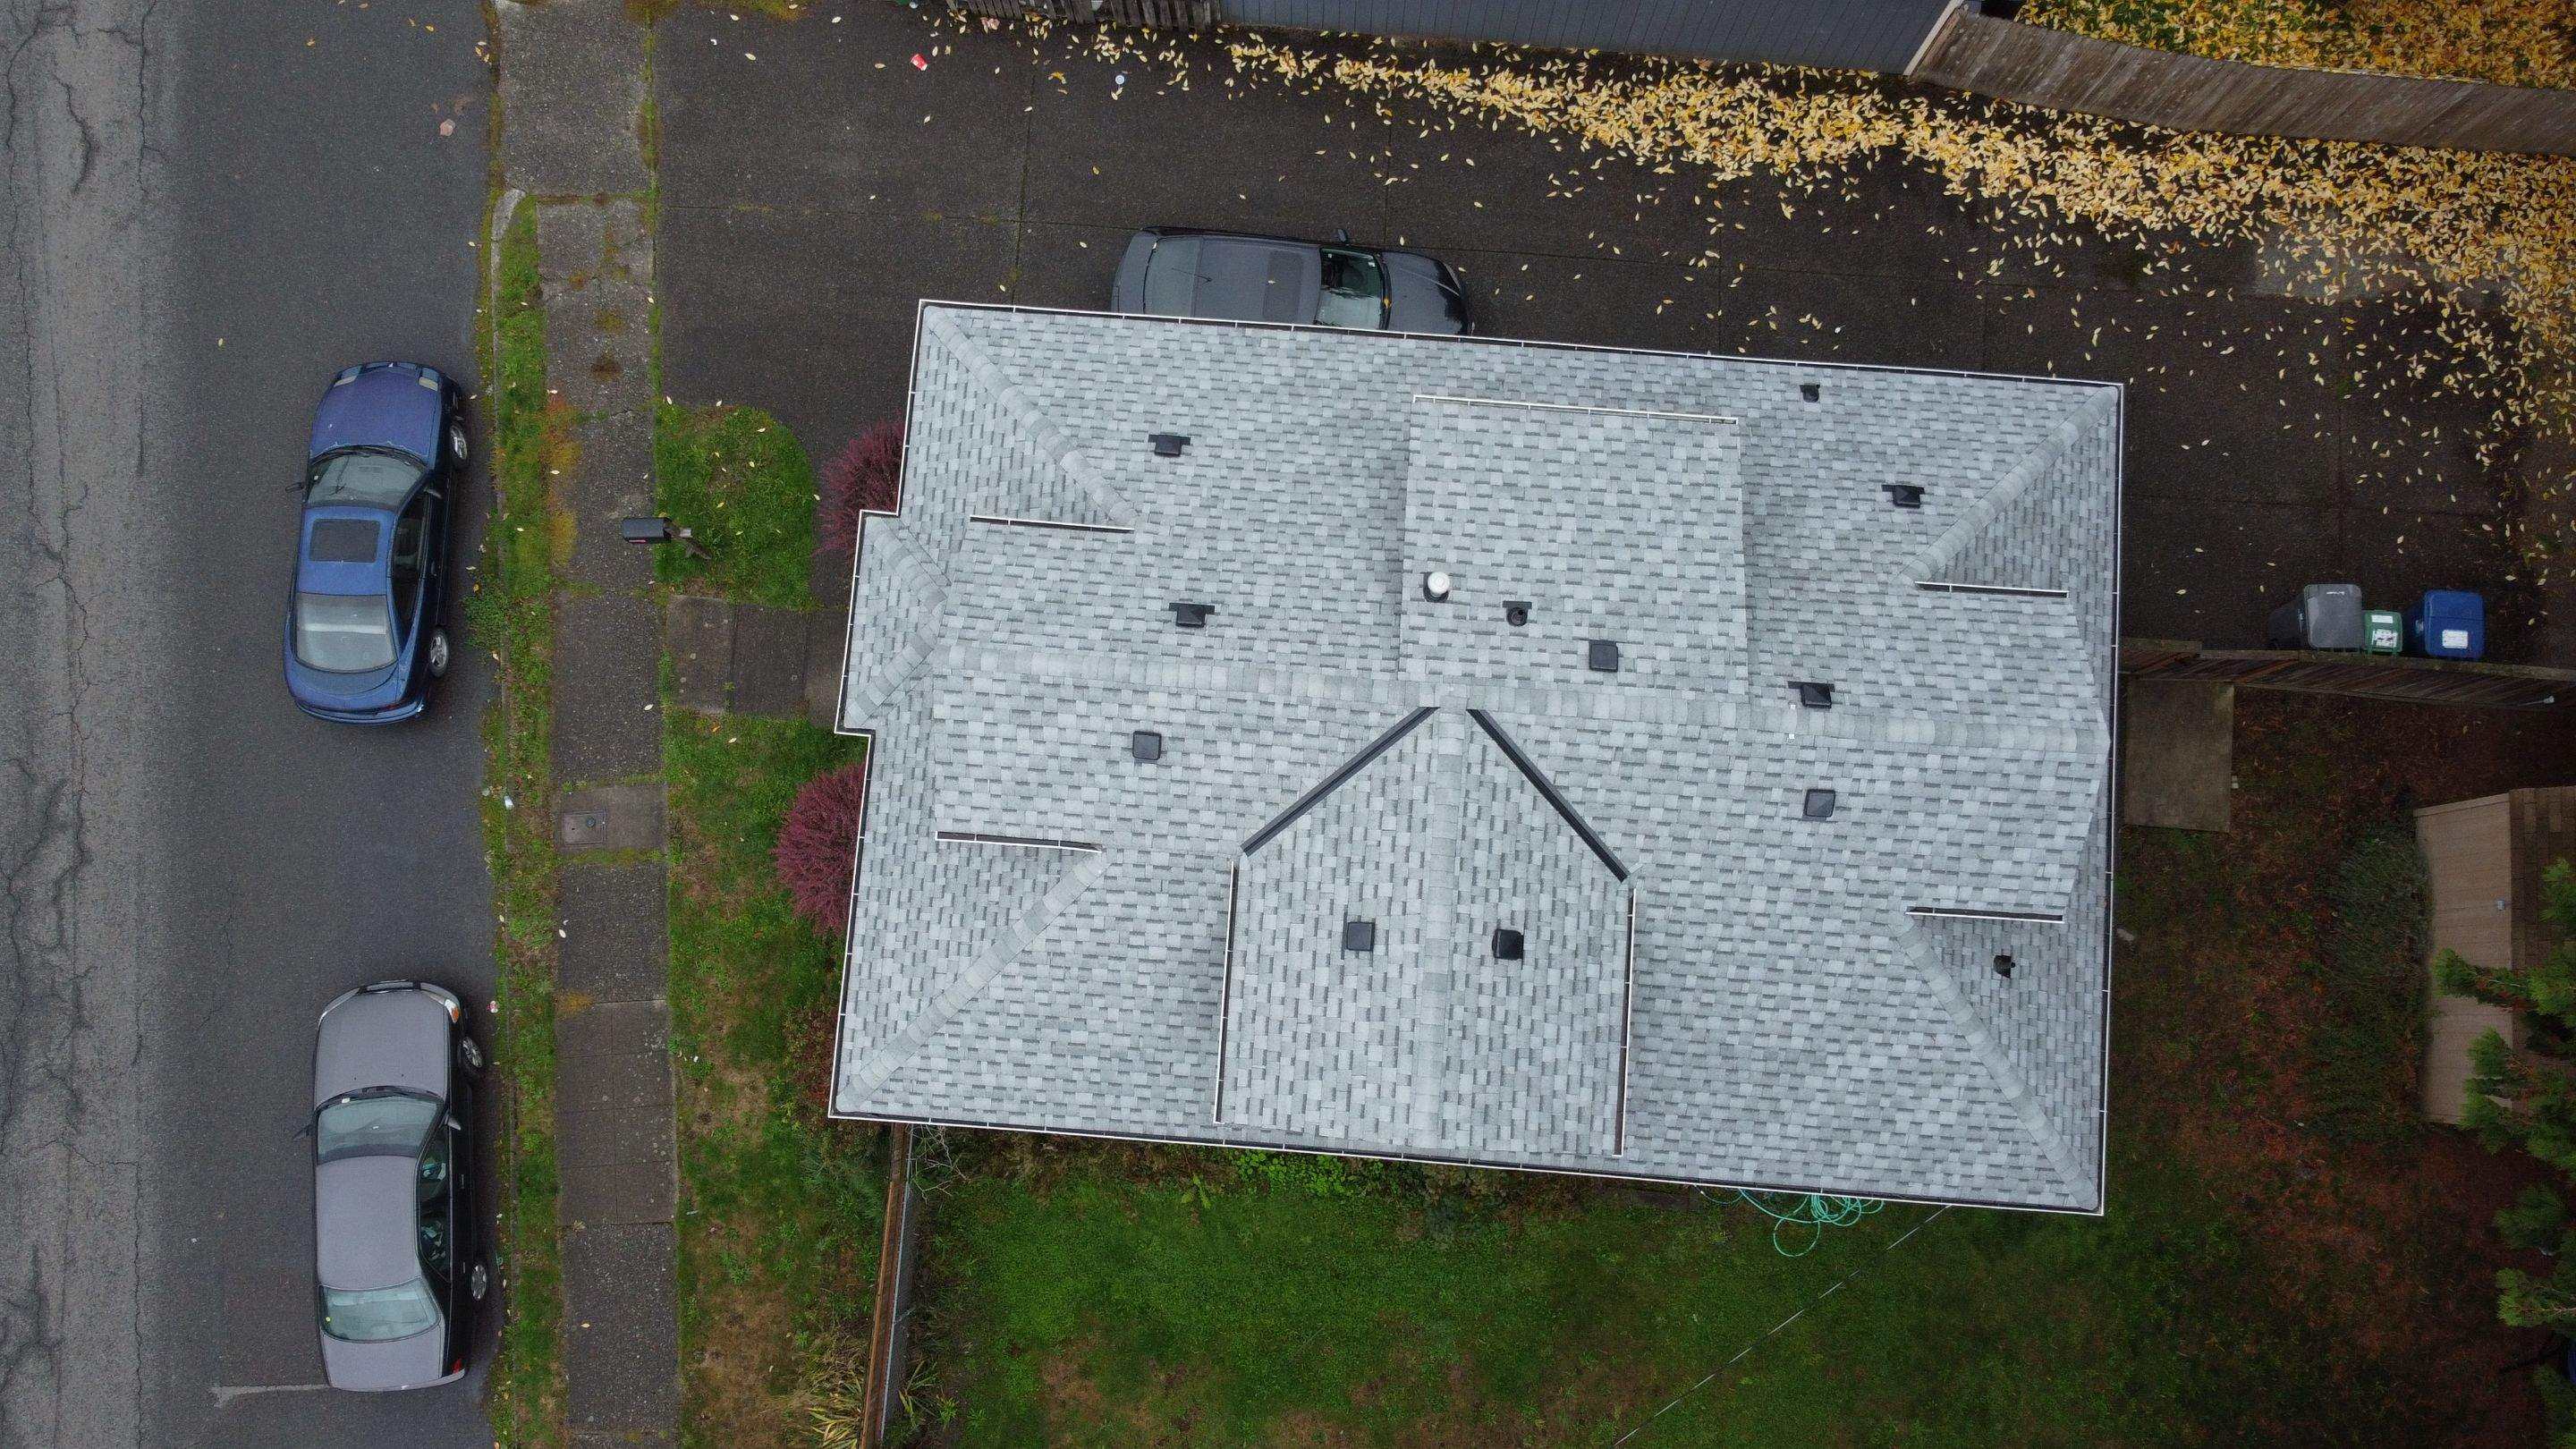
left=311, top=979, right=487, bottom=1391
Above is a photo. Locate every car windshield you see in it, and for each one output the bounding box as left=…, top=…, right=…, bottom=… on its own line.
left=315, top=1090, right=440, bottom=1162
left=1315, top=248, right=1385, bottom=329
left=1141, top=237, right=1201, bottom=315
left=320, top=1279, right=439, bottom=1343
left=306, top=448, right=423, bottom=509
left=294, top=592, right=397, bottom=674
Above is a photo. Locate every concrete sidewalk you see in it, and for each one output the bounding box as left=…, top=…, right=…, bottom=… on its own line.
left=497, top=1, right=679, bottom=1443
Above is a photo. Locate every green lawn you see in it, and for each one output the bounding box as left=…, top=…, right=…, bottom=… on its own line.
left=911, top=1138, right=2302, bottom=1445
left=900, top=695, right=2543, bottom=1445
left=666, top=711, right=882, bottom=1447
left=655, top=402, right=816, bottom=610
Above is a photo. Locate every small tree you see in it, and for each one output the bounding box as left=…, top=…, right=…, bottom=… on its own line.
left=774, top=760, right=869, bottom=934
left=2439, top=859, right=2576, bottom=1329
left=817, top=422, right=903, bottom=555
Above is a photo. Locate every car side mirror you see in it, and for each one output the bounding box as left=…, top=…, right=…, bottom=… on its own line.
left=1334, top=228, right=1352, bottom=244
left=292, top=1123, right=313, bottom=1143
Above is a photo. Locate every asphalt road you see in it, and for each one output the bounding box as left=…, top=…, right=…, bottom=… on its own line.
left=2, top=2, right=497, bottom=1445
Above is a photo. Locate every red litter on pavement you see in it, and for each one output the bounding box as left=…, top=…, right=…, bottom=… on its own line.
left=910, top=53, right=928, bottom=70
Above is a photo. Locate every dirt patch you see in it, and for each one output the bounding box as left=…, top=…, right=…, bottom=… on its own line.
left=2120, top=690, right=2574, bottom=1443
left=687, top=1257, right=800, bottom=1449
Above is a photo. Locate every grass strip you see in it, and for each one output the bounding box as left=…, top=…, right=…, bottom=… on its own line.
left=665, top=711, right=879, bottom=1448
left=476, top=202, right=570, bottom=1449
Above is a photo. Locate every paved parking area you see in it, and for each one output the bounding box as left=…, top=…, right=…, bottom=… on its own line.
left=654, top=7, right=2549, bottom=659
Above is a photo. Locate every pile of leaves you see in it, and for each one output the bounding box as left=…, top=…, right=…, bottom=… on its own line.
left=1030, top=22, right=2576, bottom=586
left=2022, top=0, right=2576, bottom=91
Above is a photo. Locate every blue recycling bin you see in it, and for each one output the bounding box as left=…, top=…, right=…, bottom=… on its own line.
left=2407, top=590, right=2486, bottom=660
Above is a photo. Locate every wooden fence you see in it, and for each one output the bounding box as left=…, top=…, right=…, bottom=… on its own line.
left=1911, top=6, right=2576, bottom=157
left=857, top=1125, right=926, bottom=1449
left=2121, top=640, right=2576, bottom=710
left=954, top=0, right=1223, bottom=23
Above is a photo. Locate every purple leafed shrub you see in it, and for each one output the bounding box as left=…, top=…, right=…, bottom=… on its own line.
left=817, top=422, right=904, bottom=555
left=774, top=760, right=869, bottom=933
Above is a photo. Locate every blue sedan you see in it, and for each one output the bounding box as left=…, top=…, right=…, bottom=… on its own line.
left=284, top=363, right=468, bottom=723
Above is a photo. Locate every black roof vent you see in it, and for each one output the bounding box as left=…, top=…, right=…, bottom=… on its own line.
left=1169, top=601, right=1216, bottom=629
left=1993, top=953, right=2016, bottom=979
left=1342, top=919, right=1377, bottom=953
left=1492, top=928, right=1524, bottom=961
left=1800, top=382, right=1821, bottom=402
left=1149, top=432, right=1191, bottom=457
left=1802, top=788, right=1837, bottom=819
left=1504, top=600, right=1531, bottom=628
left=1131, top=730, right=1163, bottom=763
left=1884, top=483, right=1926, bottom=510
left=1796, top=681, right=1835, bottom=709
left=1588, top=640, right=1621, bottom=674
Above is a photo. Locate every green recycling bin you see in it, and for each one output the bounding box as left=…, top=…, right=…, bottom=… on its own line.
left=2363, top=608, right=2404, bottom=655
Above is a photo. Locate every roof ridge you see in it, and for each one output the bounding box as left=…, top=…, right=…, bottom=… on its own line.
left=921, top=308, right=1136, bottom=529
left=938, top=640, right=2106, bottom=757
left=1894, top=386, right=2118, bottom=588
left=1885, top=913, right=2091, bottom=1202
left=1405, top=712, right=1474, bottom=1146
left=835, top=843, right=1112, bottom=1103
left=841, top=521, right=949, bottom=726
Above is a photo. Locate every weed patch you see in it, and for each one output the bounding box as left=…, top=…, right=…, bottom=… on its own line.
left=665, top=710, right=878, bottom=1447
left=654, top=402, right=816, bottom=610
left=479, top=202, right=568, bottom=1449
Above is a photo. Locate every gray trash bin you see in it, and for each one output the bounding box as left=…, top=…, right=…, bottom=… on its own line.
left=2267, top=583, right=2365, bottom=650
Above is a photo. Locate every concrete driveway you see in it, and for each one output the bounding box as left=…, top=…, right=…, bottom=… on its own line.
left=652, top=7, right=2546, bottom=662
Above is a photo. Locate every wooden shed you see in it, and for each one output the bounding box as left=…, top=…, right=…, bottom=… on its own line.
left=2416, top=788, right=2576, bottom=1125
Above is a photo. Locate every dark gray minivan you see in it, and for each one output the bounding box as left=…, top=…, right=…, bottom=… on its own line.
left=311, top=979, right=487, bottom=1391
left=1111, top=227, right=1470, bottom=335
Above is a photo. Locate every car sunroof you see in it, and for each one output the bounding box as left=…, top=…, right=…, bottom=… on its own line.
left=308, top=518, right=381, bottom=564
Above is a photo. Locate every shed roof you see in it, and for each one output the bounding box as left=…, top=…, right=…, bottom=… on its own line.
left=832, top=304, right=2121, bottom=1211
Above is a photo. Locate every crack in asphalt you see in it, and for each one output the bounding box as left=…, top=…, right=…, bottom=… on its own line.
left=0, top=4, right=150, bottom=1445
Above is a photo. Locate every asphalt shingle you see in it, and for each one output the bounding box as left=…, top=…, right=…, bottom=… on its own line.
left=827, top=305, right=2120, bottom=1211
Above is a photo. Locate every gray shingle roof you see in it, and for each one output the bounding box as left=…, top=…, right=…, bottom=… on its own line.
left=831, top=304, right=2120, bottom=1211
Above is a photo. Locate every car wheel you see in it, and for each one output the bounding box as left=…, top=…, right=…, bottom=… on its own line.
left=459, top=1033, right=487, bottom=1076
left=469, top=1259, right=490, bottom=1302
left=428, top=628, right=451, bottom=679
left=448, top=422, right=469, bottom=463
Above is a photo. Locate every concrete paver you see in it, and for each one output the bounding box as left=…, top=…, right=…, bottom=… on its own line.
left=550, top=594, right=665, bottom=785
left=559, top=784, right=669, bottom=854
left=728, top=605, right=812, bottom=718
left=560, top=861, right=674, bottom=1000
left=499, top=0, right=651, bottom=197
left=560, top=411, right=661, bottom=586
left=667, top=594, right=735, bottom=714
left=538, top=199, right=656, bottom=418
left=563, top=1222, right=682, bottom=1436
